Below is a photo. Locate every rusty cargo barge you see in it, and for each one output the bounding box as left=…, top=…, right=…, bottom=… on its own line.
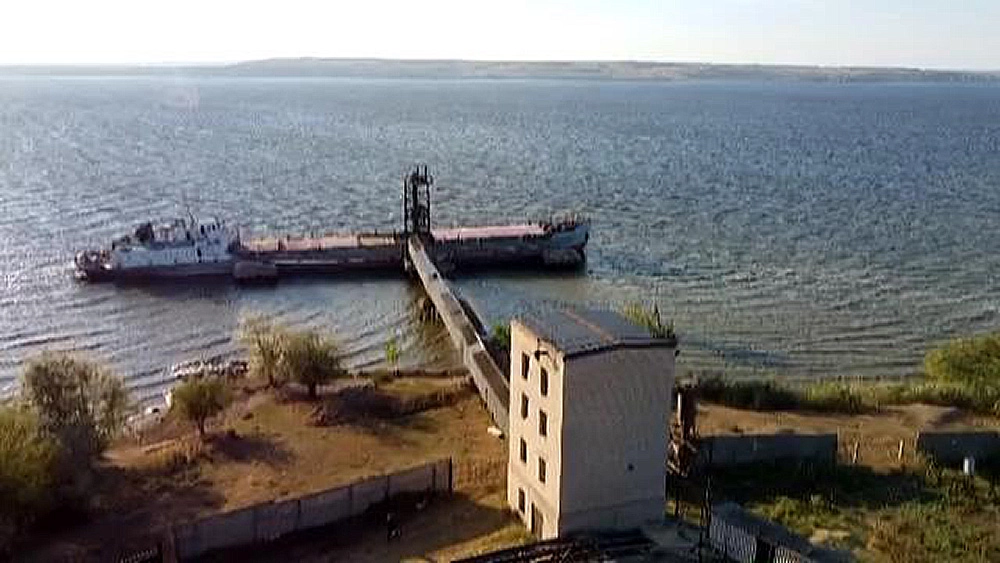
left=75, top=167, right=589, bottom=283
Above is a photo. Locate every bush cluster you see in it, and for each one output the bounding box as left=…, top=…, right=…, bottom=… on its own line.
left=1, top=352, right=129, bottom=554
left=239, top=316, right=346, bottom=398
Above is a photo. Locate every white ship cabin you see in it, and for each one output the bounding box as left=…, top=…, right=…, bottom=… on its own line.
left=109, top=218, right=239, bottom=269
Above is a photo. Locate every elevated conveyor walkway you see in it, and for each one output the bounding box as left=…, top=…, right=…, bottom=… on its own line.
left=407, top=238, right=509, bottom=431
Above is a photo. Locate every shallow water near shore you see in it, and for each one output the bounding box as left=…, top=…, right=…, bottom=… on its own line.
left=1, top=76, right=999, bottom=403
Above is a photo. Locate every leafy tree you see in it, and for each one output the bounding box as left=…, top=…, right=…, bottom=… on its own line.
left=240, top=315, right=286, bottom=388
left=172, top=377, right=229, bottom=437
left=0, top=406, right=59, bottom=553
left=925, top=332, right=1000, bottom=384
left=622, top=302, right=675, bottom=340
left=280, top=330, right=345, bottom=399
left=20, top=352, right=129, bottom=463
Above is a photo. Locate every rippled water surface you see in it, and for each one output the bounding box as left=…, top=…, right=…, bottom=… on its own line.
left=1, top=76, right=999, bottom=402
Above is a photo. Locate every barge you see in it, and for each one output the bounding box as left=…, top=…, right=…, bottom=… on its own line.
left=75, top=166, right=589, bottom=282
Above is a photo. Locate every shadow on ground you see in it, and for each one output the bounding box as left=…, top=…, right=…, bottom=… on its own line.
left=206, top=431, right=293, bottom=465
left=17, top=461, right=227, bottom=562
left=704, top=461, right=938, bottom=510
left=197, top=491, right=517, bottom=562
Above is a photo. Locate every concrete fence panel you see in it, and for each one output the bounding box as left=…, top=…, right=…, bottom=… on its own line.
left=200, top=506, right=256, bottom=554
left=433, top=458, right=452, bottom=492
left=699, top=433, right=837, bottom=468
left=298, top=486, right=352, bottom=529
left=171, top=523, right=199, bottom=561
left=350, top=475, right=390, bottom=516
left=171, top=459, right=452, bottom=560
left=388, top=464, right=433, bottom=496
left=255, top=499, right=300, bottom=542
left=917, top=431, right=1000, bottom=465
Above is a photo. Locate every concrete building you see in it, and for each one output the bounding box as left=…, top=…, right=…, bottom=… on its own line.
left=506, top=308, right=677, bottom=539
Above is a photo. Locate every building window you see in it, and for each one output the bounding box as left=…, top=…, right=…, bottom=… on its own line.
left=519, top=438, right=527, bottom=463
left=521, top=393, right=529, bottom=419
left=518, top=488, right=526, bottom=513
left=521, top=353, right=530, bottom=380
left=540, top=367, right=548, bottom=396
left=539, top=410, right=548, bottom=437
left=538, top=457, right=547, bottom=484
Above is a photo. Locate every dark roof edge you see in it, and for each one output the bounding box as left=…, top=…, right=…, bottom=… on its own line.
left=564, top=338, right=678, bottom=360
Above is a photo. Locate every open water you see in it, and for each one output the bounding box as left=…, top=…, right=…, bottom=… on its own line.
left=1, top=76, right=998, bottom=403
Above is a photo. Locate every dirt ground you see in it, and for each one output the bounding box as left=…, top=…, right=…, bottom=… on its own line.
left=17, top=377, right=520, bottom=562
left=20, top=379, right=1000, bottom=562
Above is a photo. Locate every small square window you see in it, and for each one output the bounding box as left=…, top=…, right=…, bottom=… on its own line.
left=539, top=410, right=548, bottom=437
left=540, top=368, right=549, bottom=396
left=521, top=353, right=530, bottom=380
left=520, top=393, right=529, bottom=419
left=520, top=438, right=527, bottom=463
left=517, top=488, right=526, bottom=513
left=538, top=457, right=547, bottom=484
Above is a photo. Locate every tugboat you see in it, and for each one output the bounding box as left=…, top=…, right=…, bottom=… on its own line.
left=75, top=217, right=239, bottom=281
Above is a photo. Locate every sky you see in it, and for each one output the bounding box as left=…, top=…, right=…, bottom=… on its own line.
left=1, top=0, right=998, bottom=70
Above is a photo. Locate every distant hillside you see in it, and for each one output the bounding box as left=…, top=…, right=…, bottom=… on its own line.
left=226, top=59, right=1000, bottom=83
left=3, top=59, right=999, bottom=82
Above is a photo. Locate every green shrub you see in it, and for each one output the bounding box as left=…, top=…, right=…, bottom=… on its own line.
left=20, top=352, right=129, bottom=463
left=384, top=335, right=400, bottom=373
left=803, top=383, right=867, bottom=414
left=279, top=330, right=346, bottom=399
left=0, top=406, right=59, bottom=554
left=490, top=322, right=510, bottom=353
left=622, top=302, right=675, bottom=340
left=172, top=377, right=229, bottom=437
left=696, top=376, right=801, bottom=410
left=925, top=332, right=1000, bottom=384
left=240, top=315, right=286, bottom=388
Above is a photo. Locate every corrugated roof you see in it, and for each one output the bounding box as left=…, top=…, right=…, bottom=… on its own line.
left=517, top=307, right=674, bottom=357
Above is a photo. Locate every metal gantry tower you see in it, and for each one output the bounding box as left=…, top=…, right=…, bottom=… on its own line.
left=403, top=165, right=433, bottom=239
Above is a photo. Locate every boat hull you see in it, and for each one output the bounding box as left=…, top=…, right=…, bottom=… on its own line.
left=77, top=261, right=235, bottom=282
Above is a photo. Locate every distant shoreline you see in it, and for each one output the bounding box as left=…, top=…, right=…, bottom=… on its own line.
left=2, top=58, right=998, bottom=83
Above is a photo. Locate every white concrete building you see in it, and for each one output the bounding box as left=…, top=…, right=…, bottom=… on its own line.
left=506, top=308, right=676, bottom=539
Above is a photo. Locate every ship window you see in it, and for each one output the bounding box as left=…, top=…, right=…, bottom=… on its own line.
left=540, top=368, right=548, bottom=396
left=522, top=353, right=530, bottom=380
left=196, top=248, right=202, bottom=261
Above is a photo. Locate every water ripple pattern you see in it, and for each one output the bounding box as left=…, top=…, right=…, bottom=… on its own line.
left=1, top=77, right=998, bottom=400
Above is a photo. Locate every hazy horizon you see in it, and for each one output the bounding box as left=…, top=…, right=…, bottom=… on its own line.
left=1, top=57, right=998, bottom=74
left=3, top=1, right=999, bottom=71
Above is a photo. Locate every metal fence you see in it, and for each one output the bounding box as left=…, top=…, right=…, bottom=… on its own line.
left=708, top=503, right=818, bottom=563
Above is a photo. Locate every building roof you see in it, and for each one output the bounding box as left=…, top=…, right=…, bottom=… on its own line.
left=516, top=307, right=675, bottom=358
